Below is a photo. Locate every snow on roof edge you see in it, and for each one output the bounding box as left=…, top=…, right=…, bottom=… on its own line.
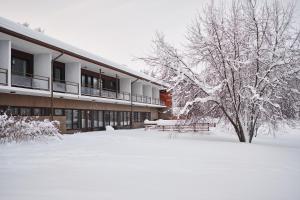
left=0, top=16, right=165, bottom=87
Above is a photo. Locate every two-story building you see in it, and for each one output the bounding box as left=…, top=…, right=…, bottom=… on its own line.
left=0, top=17, right=167, bottom=133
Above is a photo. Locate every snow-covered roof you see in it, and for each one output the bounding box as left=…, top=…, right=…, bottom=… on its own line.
left=0, top=16, right=164, bottom=86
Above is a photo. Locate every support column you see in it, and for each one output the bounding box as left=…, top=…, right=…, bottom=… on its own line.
left=132, top=81, right=143, bottom=95
left=65, top=62, right=81, bottom=95
left=119, top=78, right=131, bottom=93
left=34, top=54, right=52, bottom=90
left=0, top=40, right=11, bottom=86
left=143, top=84, right=152, bottom=103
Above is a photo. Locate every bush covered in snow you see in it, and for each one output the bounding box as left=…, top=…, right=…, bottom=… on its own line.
left=0, top=114, right=61, bottom=143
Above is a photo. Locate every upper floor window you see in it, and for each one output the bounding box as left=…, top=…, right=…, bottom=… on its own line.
left=53, top=61, right=65, bottom=82
left=11, top=49, right=33, bottom=76
left=102, top=75, right=118, bottom=91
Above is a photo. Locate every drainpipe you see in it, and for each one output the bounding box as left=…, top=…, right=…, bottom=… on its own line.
left=50, top=52, right=64, bottom=121
left=130, top=78, right=139, bottom=128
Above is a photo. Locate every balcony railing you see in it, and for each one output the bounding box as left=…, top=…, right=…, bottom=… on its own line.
left=81, top=85, right=131, bottom=101
left=152, top=98, right=160, bottom=105
left=53, top=80, right=79, bottom=95
left=131, top=94, right=143, bottom=103
left=0, top=68, right=8, bottom=85
left=11, top=71, right=49, bottom=91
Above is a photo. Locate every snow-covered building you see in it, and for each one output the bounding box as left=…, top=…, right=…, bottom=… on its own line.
left=0, top=17, right=167, bottom=133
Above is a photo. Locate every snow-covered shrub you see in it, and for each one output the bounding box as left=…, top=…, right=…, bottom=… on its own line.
left=0, top=114, right=61, bottom=143
left=105, top=125, right=114, bottom=131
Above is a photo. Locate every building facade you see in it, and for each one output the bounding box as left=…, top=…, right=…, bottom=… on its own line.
left=0, top=17, right=167, bottom=133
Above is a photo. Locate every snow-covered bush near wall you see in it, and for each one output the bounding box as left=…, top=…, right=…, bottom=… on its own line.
left=0, top=114, right=61, bottom=143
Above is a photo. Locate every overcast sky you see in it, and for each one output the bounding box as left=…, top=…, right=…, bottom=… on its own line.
left=0, top=0, right=299, bottom=72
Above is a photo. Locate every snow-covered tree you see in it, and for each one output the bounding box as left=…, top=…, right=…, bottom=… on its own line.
left=140, top=0, right=300, bottom=143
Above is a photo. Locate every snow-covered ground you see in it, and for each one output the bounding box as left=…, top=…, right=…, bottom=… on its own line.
left=0, top=126, right=300, bottom=200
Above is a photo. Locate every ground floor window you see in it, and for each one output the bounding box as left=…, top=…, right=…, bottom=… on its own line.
left=0, top=105, right=152, bottom=130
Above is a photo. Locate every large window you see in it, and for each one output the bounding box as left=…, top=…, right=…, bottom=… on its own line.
left=73, top=110, right=79, bottom=129
left=93, top=111, right=99, bottom=128
left=81, top=110, right=86, bottom=129
left=53, top=61, right=65, bottom=82
left=81, top=70, right=99, bottom=88
left=104, top=111, right=110, bottom=126
left=65, top=109, right=72, bottom=129
left=11, top=49, right=33, bottom=76
left=102, top=75, right=119, bottom=91
left=98, top=111, right=103, bottom=127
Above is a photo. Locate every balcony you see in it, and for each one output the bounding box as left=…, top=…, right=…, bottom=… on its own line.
left=81, top=85, right=131, bottom=101
left=53, top=80, right=79, bottom=95
left=0, top=68, right=8, bottom=85
left=11, top=71, right=49, bottom=91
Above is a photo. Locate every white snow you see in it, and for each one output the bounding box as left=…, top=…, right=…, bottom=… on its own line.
left=0, top=126, right=300, bottom=200
left=105, top=125, right=115, bottom=131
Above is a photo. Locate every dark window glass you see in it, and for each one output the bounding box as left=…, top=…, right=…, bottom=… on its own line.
left=33, top=108, right=41, bottom=116
left=73, top=110, right=79, bottom=129
left=87, top=76, right=91, bottom=86
left=53, top=62, right=65, bottom=82
left=81, top=110, right=86, bottom=129
left=110, top=111, right=114, bottom=126
left=10, top=107, right=19, bottom=116
left=127, top=112, right=130, bottom=125
left=87, top=110, right=92, bottom=128
left=98, top=111, right=103, bottom=127
left=54, top=109, right=63, bottom=116
left=65, top=109, right=72, bottom=129
left=81, top=75, right=86, bottom=86
left=93, top=77, right=98, bottom=88
left=93, top=111, right=99, bottom=128
left=11, top=57, right=28, bottom=76
left=104, top=111, right=110, bottom=126
left=20, top=107, right=31, bottom=116
left=133, top=112, right=138, bottom=122
left=124, top=112, right=128, bottom=125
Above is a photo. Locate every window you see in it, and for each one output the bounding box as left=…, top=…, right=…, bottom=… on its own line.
left=53, top=61, right=65, bottom=82
left=93, top=111, right=99, bottom=128
left=20, top=107, right=31, bottom=116
left=110, top=111, right=114, bottom=126
left=119, top=112, right=124, bottom=126
left=73, top=110, right=79, bottom=129
left=98, top=111, right=103, bottom=127
left=104, top=111, right=110, bottom=126
left=81, top=110, right=86, bottom=129
left=123, top=112, right=127, bottom=125
left=54, top=109, right=63, bottom=116
left=102, top=75, right=118, bottom=91
left=65, top=109, right=72, bottom=129
left=11, top=49, right=33, bottom=76
left=81, top=72, right=99, bottom=89
left=127, top=112, right=130, bottom=125
left=11, top=57, right=28, bottom=76
left=33, top=108, right=42, bottom=116
left=133, top=112, right=138, bottom=122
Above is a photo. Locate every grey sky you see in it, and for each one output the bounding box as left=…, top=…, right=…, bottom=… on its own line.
left=0, top=0, right=299, bottom=72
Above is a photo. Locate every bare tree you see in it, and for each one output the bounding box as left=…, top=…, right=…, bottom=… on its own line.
left=140, top=0, right=300, bottom=143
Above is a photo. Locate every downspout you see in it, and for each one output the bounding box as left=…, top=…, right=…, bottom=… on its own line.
left=50, top=52, right=64, bottom=121
left=130, top=78, right=139, bottom=128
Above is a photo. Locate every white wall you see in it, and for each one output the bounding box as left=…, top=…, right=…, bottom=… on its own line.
left=152, top=87, right=160, bottom=99
left=65, top=62, right=81, bottom=95
left=132, top=81, right=143, bottom=95
left=34, top=54, right=52, bottom=78
left=143, top=84, right=152, bottom=98
left=0, top=40, right=11, bottom=86
left=119, top=78, right=131, bottom=93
